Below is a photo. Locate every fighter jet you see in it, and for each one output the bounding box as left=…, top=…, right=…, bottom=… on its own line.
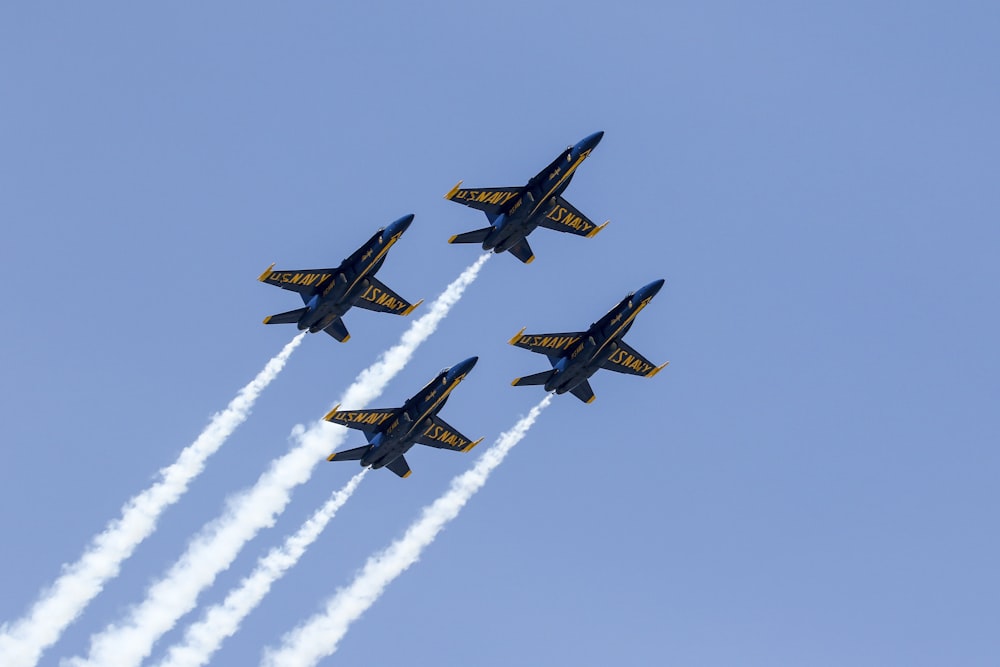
left=258, top=214, right=422, bottom=342
left=508, top=280, right=669, bottom=403
left=444, top=131, right=608, bottom=264
left=325, top=356, right=483, bottom=478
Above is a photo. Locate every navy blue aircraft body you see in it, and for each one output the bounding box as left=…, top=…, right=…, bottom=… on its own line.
left=325, top=357, right=483, bottom=478
left=445, top=131, right=608, bottom=263
left=509, top=280, right=668, bottom=403
left=258, top=214, right=422, bottom=342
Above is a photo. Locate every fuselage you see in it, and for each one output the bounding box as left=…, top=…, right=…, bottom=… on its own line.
left=361, top=357, right=477, bottom=469
left=295, top=215, right=412, bottom=332
left=481, top=131, right=603, bottom=253
left=545, top=279, right=664, bottom=394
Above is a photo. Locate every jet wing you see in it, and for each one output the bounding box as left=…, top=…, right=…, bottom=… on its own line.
left=415, top=415, right=483, bottom=453
left=537, top=196, right=608, bottom=238
left=444, top=181, right=521, bottom=221
left=323, top=405, right=399, bottom=436
left=258, top=265, right=337, bottom=295
left=508, top=328, right=585, bottom=360
left=601, top=340, right=669, bottom=378
left=354, top=277, right=422, bottom=316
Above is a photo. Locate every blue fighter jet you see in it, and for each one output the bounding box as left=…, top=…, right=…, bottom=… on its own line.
left=325, top=357, right=483, bottom=478
left=258, top=214, right=422, bottom=342
left=444, top=131, right=608, bottom=263
left=508, top=280, right=669, bottom=403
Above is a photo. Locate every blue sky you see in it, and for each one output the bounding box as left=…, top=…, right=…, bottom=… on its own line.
left=2, top=2, right=999, bottom=665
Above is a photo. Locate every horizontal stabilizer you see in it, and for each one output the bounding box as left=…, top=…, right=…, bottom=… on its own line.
left=507, top=238, right=535, bottom=264
left=448, top=227, right=492, bottom=245
left=385, top=455, right=412, bottom=478
left=263, top=307, right=308, bottom=325
left=511, top=370, right=555, bottom=387
left=569, top=379, right=596, bottom=404
left=323, top=317, right=350, bottom=342
left=327, top=444, right=370, bottom=462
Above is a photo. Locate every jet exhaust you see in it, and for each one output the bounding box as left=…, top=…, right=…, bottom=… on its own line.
left=65, top=254, right=490, bottom=667
left=261, top=394, right=553, bottom=667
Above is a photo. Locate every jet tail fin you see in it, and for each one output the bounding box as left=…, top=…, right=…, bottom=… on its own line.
left=511, top=370, right=556, bottom=387
left=263, top=307, right=308, bottom=325
left=448, top=227, right=492, bottom=244
left=323, top=317, right=350, bottom=342
left=327, top=444, right=370, bottom=462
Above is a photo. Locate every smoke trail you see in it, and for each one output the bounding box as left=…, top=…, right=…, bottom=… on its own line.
left=154, top=471, right=366, bottom=667
left=0, top=334, right=304, bottom=667
left=262, top=394, right=553, bottom=667
left=67, top=254, right=490, bottom=667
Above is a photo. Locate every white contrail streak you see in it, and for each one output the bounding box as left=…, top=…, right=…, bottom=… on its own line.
left=0, top=334, right=304, bottom=667
left=261, top=394, right=553, bottom=667
left=67, top=254, right=490, bottom=667
left=155, top=471, right=367, bottom=667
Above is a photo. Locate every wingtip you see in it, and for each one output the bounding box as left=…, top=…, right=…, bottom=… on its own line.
left=648, top=361, right=670, bottom=378
left=258, top=263, right=276, bottom=281
left=508, top=327, right=526, bottom=345
left=402, top=298, right=424, bottom=316
left=462, top=437, right=484, bottom=453
left=586, top=221, right=610, bottom=238
left=323, top=404, right=341, bottom=422
left=447, top=234, right=458, bottom=244
left=326, top=452, right=337, bottom=461
left=340, top=335, right=351, bottom=343
left=262, top=316, right=272, bottom=324
left=444, top=180, right=463, bottom=200
left=525, top=255, right=536, bottom=264
left=586, top=395, right=596, bottom=404
left=402, top=470, right=413, bottom=478
left=511, top=378, right=521, bottom=386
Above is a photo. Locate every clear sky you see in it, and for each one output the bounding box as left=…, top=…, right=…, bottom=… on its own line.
left=2, top=2, right=999, bottom=665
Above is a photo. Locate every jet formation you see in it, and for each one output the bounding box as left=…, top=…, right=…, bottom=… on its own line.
left=325, top=357, right=483, bottom=478
left=256, top=132, right=669, bottom=477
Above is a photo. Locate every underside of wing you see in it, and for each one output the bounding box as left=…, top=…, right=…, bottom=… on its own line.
left=323, top=405, right=399, bottom=436
left=354, top=277, right=422, bottom=316
left=415, top=415, right=483, bottom=453
left=537, top=196, right=608, bottom=238
left=444, top=181, right=521, bottom=220
left=508, top=328, right=585, bottom=359
left=601, top=340, right=669, bottom=377
left=258, top=265, right=338, bottom=295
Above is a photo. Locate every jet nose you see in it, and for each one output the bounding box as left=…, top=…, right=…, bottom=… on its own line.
left=575, top=131, right=604, bottom=154
left=635, top=278, right=665, bottom=302
left=446, top=356, right=479, bottom=382
left=384, top=213, right=415, bottom=239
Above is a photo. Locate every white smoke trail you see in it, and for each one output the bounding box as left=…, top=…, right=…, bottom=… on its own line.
left=67, top=254, right=489, bottom=667
left=154, top=471, right=367, bottom=667
left=261, top=394, right=553, bottom=667
left=0, top=334, right=304, bottom=667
